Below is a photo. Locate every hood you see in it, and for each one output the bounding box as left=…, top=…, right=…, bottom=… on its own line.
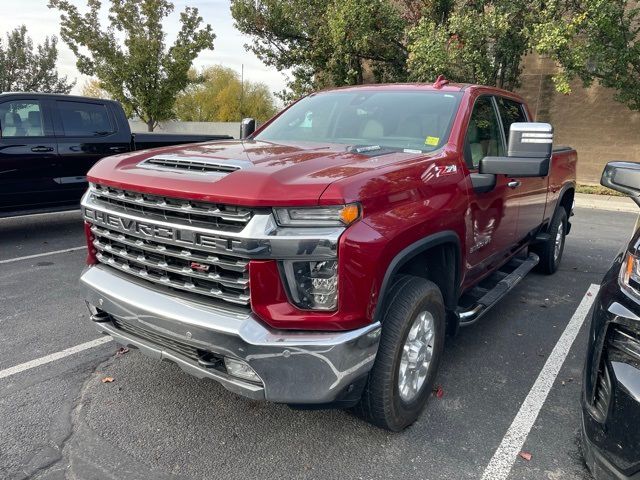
left=87, top=139, right=425, bottom=206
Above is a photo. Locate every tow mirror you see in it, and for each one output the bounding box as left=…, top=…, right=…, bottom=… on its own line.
left=601, top=161, right=640, bottom=205
left=479, top=122, right=553, bottom=177
left=240, top=117, right=256, bottom=139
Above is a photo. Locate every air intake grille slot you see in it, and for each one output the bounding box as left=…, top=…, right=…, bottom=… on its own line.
left=608, top=326, right=640, bottom=364
left=111, top=316, right=225, bottom=366
left=141, top=156, right=241, bottom=174
left=592, top=362, right=612, bottom=421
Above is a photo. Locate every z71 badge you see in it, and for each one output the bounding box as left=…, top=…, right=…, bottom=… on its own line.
left=434, top=164, right=457, bottom=177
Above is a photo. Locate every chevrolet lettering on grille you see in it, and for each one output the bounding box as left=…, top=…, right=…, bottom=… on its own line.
left=83, top=207, right=233, bottom=251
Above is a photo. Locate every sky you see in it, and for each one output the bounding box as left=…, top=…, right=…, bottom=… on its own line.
left=0, top=0, right=288, bottom=100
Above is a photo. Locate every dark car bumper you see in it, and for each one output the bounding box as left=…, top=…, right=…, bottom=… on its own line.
left=582, top=256, right=640, bottom=479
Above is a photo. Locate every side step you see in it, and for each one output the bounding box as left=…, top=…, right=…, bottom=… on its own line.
left=456, top=253, right=539, bottom=327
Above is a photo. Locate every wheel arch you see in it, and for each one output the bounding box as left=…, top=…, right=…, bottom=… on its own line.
left=557, top=182, right=576, bottom=218
left=373, top=231, right=461, bottom=324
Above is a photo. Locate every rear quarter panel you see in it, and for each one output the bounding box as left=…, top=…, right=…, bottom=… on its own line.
left=546, top=148, right=578, bottom=219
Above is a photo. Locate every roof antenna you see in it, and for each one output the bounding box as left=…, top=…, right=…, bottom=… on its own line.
left=433, top=75, right=449, bottom=89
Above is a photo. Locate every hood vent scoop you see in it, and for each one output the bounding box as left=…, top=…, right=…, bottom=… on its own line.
left=139, top=155, right=246, bottom=175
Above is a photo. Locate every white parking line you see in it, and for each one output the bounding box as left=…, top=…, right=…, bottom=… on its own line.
left=0, top=246, right=86, bottom=265
left=480, top=283, right=600, bottom=480
left=0, top=337, right=113, bottom=380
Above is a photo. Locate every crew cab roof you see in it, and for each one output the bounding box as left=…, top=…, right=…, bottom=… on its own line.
left=0, top=92, right=120, bottom=106
left=311, top=82, right=526, bottom=103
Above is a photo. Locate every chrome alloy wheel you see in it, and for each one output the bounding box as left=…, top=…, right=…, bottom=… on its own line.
left=554, top=221, right=564, bottom=262
left=398, top=310, right=435, bottom=402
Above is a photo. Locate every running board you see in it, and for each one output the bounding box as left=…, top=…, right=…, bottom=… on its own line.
left=456, top=253, right=539, bottom=327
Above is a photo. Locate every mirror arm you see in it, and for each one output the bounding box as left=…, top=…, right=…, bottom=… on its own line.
left=470, top=173, right=496, bottom=193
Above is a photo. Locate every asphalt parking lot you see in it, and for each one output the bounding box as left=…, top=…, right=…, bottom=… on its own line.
left=0, top=206, right=636, bottom=480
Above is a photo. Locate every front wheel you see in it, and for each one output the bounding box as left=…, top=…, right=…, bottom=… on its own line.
left=354, top=275, right=445, bottom=431
left=534, top=207, right=567, bottom=274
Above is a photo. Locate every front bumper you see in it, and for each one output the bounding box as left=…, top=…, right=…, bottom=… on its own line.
left=582, top=259, right=640, bottom=479
left=81, top=265, right=381, bottom=404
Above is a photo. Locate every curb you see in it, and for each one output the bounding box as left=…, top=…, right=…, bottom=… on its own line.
left=574, top=193, right=637, bottom=213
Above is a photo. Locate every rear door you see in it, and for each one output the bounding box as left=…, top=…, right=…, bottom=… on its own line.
left=463, top=95, right=520, bottom=284
left=53, top=99, right=130, bottom=202
left=0, top=98, right=60, bottom=212
left=496, top=96, right=549, bottom=241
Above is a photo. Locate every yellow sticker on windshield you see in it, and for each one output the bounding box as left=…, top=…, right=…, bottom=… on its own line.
left=425, top=136, right=439, bottom=146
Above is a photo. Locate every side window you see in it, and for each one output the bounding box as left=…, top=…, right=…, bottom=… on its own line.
left=0, top=101, right=45, bottom=138
left=497, top=97, right=527, bottom=147
left=465, top=96, right=505, bottom=169
left=57, top=101, right=114, bottom=137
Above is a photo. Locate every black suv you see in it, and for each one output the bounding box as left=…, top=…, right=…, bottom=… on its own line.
left=582, top=162, right=640, bottom=480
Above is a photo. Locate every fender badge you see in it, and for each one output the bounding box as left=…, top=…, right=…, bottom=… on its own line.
left=435, top=164, right=457, bottom=177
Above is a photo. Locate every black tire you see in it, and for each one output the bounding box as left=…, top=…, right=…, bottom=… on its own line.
left=534, top=207, right=567, bottom=274
left=354, top=275, right=445, bottom=431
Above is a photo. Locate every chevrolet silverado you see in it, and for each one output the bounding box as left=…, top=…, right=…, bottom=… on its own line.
left=79, top=80, right=577, bottom=430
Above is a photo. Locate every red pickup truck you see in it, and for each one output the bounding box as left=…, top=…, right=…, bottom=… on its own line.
left=80, top=81, right=577, bottom=431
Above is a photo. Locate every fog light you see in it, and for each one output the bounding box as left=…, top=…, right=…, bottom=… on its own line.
left=224, top=357, right=261, bottom=383
left=281, top=260, right=338, bottom=310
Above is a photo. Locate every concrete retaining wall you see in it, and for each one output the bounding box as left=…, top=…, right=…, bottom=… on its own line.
left=130, top=121, right=241, bottom=139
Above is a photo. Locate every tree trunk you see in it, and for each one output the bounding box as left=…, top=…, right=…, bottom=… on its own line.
left=146, top=118, right=155, bottom=132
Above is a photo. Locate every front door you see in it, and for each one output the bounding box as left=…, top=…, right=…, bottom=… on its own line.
left=463, top=95, right=520, bottom=287
left=496, top=96, right=549, bottom=241
left=0, top=99, right=60, bottom=213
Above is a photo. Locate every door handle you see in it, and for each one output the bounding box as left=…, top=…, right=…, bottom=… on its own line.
left=109, top=146, right=127, bottom=153
left=31, top=146, right=54, bottom=153
left=507, top=180, right=521, bottom=189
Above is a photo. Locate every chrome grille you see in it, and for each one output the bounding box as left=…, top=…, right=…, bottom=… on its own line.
left=90, top=184, right=254, bottom=232
left=90, top=224, right=250, bottom=309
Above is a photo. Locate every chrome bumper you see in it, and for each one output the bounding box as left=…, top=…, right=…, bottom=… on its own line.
left=80, top=265, right=380, bottom=403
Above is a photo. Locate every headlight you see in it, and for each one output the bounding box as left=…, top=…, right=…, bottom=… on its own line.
left=281, top=260, right=338, bottom=310
left=620, top=252, right=640, bottom=299
left=273, top=204, right=360, bottom=227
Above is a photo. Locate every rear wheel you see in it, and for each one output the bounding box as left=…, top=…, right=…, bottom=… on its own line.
left=534, top=207, right=567, bottom=274
left=354, top=275, right=445, bottom=431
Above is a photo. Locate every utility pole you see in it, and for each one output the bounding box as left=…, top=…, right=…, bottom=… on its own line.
left=240, top=63, right=244, bottom=119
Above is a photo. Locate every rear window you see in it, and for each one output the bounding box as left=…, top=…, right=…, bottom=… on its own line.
left=0, top=100, right=45, bottom=137
left=57, top=101, right=114, bottom=137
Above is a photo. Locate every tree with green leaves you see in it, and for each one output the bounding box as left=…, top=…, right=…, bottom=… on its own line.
left=233, top=0, right=640, bottom=106
left=407, top=1, right=536, bottom=90
left=48, top=0, right=216, bottom=131
left=174, top=66, right=277, bottom=122
left=232, top=0, right=550, bottom=99
left=535, top=0, right=640, bottom=111
left=230, top=0, right=407, bottom=101
left=0, top=25, right=74, bottom=93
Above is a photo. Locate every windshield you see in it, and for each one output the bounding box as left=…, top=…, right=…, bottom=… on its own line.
left=255, top=90, right=462, bottom=153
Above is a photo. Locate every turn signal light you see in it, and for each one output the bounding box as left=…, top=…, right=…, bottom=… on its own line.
left=340, top=204, right=360, bottom=225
